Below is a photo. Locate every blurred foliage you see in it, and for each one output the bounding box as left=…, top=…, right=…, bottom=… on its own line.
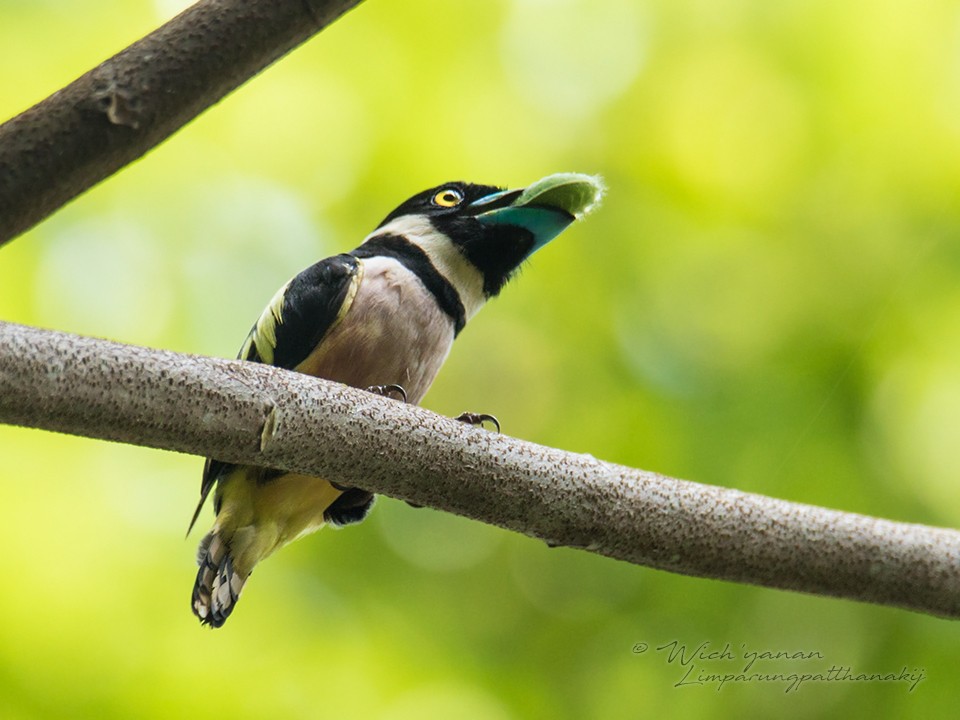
left=2, top=0, right=960, bottom=717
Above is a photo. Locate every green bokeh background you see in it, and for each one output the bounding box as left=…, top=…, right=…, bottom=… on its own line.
left=2, top=0, right=959, bottom=717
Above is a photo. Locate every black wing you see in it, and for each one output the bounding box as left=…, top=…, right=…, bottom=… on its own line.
left=188, top=253, right=361, bottom=534
left=238, top=253, right=361, bottom=370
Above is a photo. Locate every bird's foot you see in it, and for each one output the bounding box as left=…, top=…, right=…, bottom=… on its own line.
left=455, top=412, right=501, bottom=433
left=366, top=384, right=408, bottom=402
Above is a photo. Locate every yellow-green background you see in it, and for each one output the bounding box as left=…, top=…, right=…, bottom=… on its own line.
left=2, top=0, right=959, bottom=717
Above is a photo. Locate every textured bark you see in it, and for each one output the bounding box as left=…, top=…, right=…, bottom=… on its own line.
left=0, top=0, right=363, bottom=244
left=1, top=320, right=958, bottom=619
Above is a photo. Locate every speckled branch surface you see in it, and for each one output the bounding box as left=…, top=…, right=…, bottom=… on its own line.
left=0, top=0, right=363, bottom=245
left=2, top=321, right=959, bottom=619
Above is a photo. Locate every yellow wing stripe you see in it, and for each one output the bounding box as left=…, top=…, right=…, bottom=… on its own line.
left=238, top=280, right=290, bottom=365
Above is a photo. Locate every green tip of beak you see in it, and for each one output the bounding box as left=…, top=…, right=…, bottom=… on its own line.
left=516, top=172, right=605, bottom=219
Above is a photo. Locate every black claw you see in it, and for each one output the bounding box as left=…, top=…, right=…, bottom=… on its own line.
left=366, top=384, right=408, bottom=403
left=455, top=412, right=501, bottom=433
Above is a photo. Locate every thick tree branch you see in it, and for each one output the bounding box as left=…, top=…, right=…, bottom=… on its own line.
left=0, top=0, right=363, bottom=245
left=1, top=320, right=958, bottom=619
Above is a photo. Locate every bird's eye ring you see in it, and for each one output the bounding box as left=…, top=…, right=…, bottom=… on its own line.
left=433, top=188, right=464, bottom=207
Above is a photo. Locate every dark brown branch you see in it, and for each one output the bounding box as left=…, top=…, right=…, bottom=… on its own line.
left=0, top=0, right=363, bottom=245
left=1, top=319, right=959, bottom=620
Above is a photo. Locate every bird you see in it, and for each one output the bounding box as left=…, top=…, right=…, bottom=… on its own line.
left=188, top=172, right=604, bottom=627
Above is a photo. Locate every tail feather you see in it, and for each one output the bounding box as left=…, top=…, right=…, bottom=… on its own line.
left=192, top=531, right=249, bottom=628
left=189, top=471, right=344, bottom=627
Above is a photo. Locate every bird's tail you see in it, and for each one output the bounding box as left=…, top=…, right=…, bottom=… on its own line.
left=192, top=529, right=248, bottom=628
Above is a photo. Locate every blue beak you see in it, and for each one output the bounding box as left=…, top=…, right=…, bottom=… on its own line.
left=471, top=173, right=604, bottom=254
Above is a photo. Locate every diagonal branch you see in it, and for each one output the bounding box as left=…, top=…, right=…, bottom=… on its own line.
left=1, top=319, right=958, bottom=620
left=0, top=0, right=363, bottom=246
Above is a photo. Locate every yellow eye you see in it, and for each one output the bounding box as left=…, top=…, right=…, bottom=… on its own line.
left=433, top=188, right=464, bottom=207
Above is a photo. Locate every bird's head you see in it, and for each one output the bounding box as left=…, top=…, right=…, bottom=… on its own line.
left=366, top=173, right=604, bottom=321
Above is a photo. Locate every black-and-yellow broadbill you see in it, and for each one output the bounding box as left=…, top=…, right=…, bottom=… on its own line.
left=188, top=173, right=603, bottom=627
